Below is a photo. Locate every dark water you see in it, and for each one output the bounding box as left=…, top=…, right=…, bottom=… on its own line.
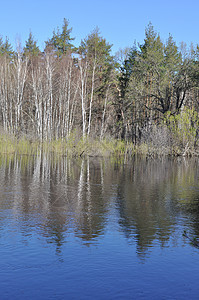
left=0, top=154, right=199, bottom=299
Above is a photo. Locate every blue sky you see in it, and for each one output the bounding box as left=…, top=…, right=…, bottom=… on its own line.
left=0, top=0, right=198, bottom=54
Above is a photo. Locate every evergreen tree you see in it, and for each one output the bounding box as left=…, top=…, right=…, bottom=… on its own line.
left=164, top=34, right=181, bottom=71
left=138, top=22, right=165, bottom=78
left=23, top=31, right=40, bottom=57
left=126, top=23, right=190, bottom=116
left=0, top=36, right=14, bottom=59
left=189, top=44, right=199, bottom=88
left=119, top=24, right=186, bottom=141
left=126, top=23, right=165, bottom=123
left=163, top=34, right=183, bottom=112
left=79, top=27, right=114, bottom=88
left=45, top=18, right=75, bottom=56
left=119, top=43, right=138, bottom=98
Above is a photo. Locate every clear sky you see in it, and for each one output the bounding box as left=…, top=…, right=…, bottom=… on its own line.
left=0, top=0, right=198, bottom=54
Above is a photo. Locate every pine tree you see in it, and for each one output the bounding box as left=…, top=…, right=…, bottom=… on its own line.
left=189, top=44, right=199, bottom=88
left=0, top=36, right=14, bottom=59
left=119, top=43, right=138, bottom=98
left=23, top=31, right=40, bottom=57
left=79, top=27, right=113, bottom=88
left=45, top=18, right=75, bottom=56
left=164, top=34, right=181, bottom=71
left=125, top=23, right=189, bottom=116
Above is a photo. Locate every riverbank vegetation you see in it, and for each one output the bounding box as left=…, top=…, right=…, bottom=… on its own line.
left=0, top=20, right=199, bottom=157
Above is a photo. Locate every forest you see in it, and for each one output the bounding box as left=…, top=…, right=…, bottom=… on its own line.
left=0, top=19, right=199, bottom=156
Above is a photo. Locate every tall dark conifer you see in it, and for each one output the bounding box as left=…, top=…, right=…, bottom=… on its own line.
left=24, top=32, right=40, bottom=57
left=0, top=36, right=14, bottom=59
left=45, top=18, right=75, bottom=56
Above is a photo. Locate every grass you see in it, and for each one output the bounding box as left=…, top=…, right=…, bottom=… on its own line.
left=0, top=132, right=137, bottom=158
left=0, top=134, right=40, bottom=155
left=0, top=131, right=197, bottom=158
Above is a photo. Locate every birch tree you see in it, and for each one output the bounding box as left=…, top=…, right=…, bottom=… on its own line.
left=56, top=55, right=79, bottom=139
left=79, top=57, right=88, bottom=138
left=79, top=28, right=114, bottom=137
left=43, top=52, right=54, bottom=140
left=31, top=59, right=44, bottom=140
left=0, top=56, right=12, bottom=132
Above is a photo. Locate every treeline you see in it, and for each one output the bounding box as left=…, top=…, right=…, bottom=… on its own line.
left=0, top=20, right=199, bottom=152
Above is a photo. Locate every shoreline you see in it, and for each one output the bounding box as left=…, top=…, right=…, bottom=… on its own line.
left=0, top=134, right=198, bottom=158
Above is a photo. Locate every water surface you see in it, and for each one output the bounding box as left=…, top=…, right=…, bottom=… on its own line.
left=0, top=154, right=199, bottom=299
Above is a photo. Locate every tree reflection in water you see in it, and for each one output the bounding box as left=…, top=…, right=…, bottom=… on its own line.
left=0, top=154, right=199, bottom=257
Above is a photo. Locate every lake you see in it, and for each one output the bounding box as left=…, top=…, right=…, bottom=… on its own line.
left=0, top=153, right=199, bottom=299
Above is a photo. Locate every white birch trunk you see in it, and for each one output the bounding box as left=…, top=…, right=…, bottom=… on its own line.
left=79, top=59, right=88, bottom=139
left=87, top=54, right=96, bottom=136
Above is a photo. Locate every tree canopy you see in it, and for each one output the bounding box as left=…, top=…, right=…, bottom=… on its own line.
left=45, top=18, right=75, bottom=56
